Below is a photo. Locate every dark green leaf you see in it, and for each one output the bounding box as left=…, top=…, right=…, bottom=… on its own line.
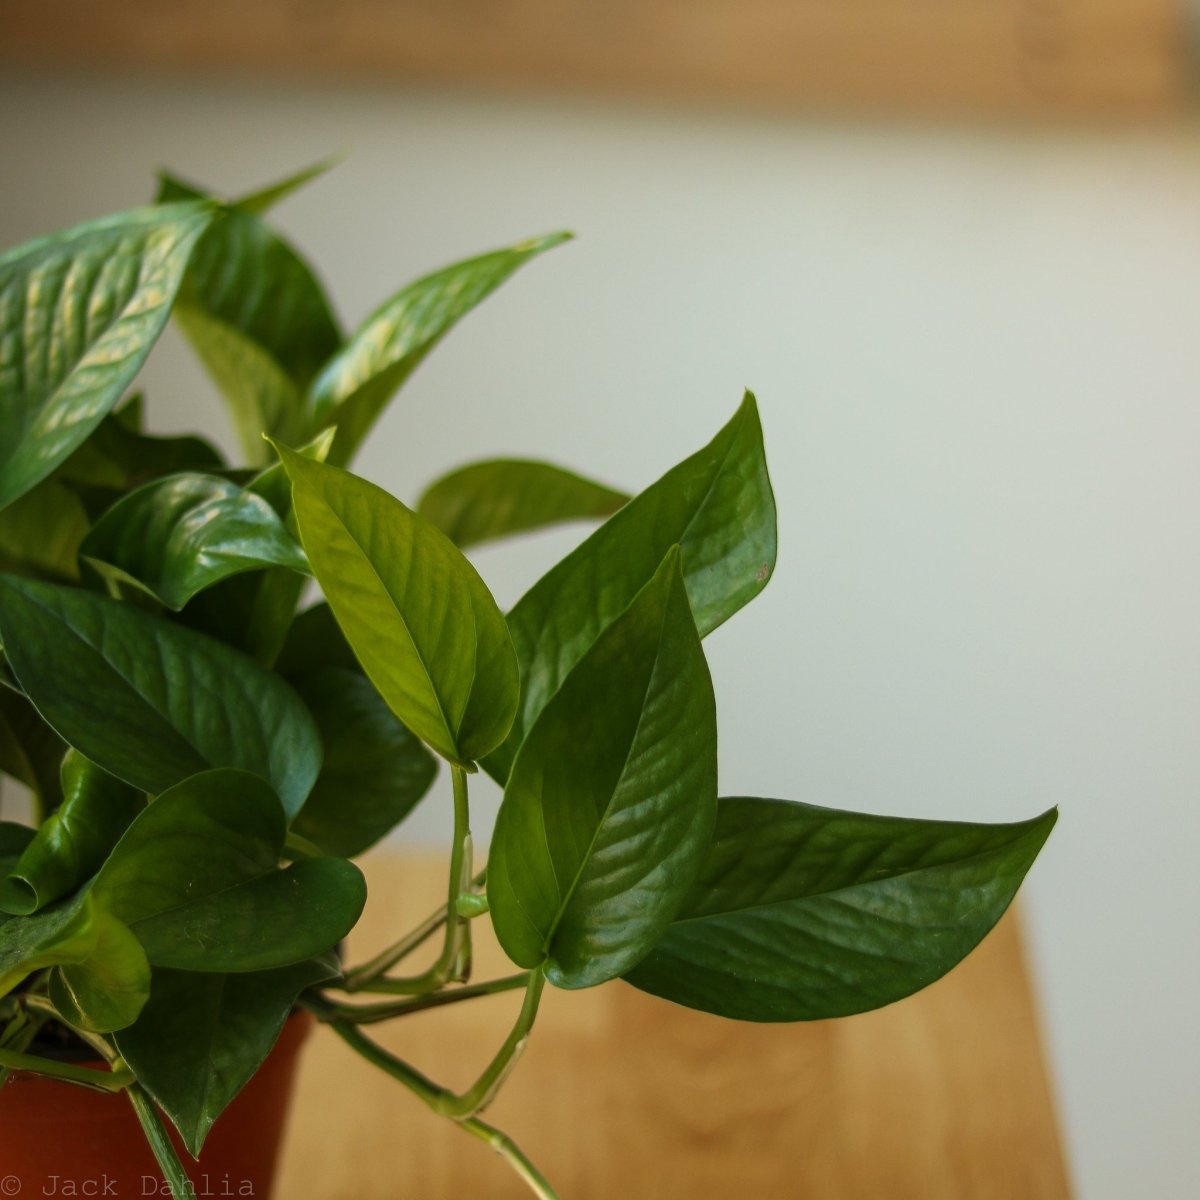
left=417, top=458, right=629, bottom=550
left=80, top=472, right=309, bottom=610
left=48, top=908, right=150, bottom=1033
left=0, top=750, right=142, bottom=915
left=488, top=547, right=717, bottom=989
left=288, top=667, right=437, bottom=857
left=0, top=683, right=66, bottom=810
left=157, top=171, right=341, bottom=462
left=117, top=956, right=337, bottom=1157
left=0, top=202, right=214, bottom=510
left=0, top=477, right=89, bottom=581
left=0, top=823, right=35, bottom=878
left=93, top=769, right=363, bottom=972
left=274, top=445, right=518, bottom=766
left=305, top=232, right=572, bottom=465
left=0, top=576, right=321, bottom=816
left=485, top=392, right=776, bottom=783
left=274, top=602, right=358, bottom=676
left=624, top=799, right=1058, bottom=1022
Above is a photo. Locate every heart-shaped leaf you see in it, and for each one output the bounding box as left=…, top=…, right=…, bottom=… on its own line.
left=157, top=172, right=341, bottom=462
left=0, top=477, right=90, bottom=582
left=287, top=666, right=437, bottom=857
left=0, top=576, right=321, bottom=816
left=417, top=459, right=629, bottom=550
left=80, top=472, right=309, bottom=610
left=0, top=750, right=143, bottom=915
left=624, top=798, right=1058, bottom=1021
left=0, top=202, right=214, bottom=511
left=485, top=391, right=775, bottom=783
left=488, top=547, right=717, bottom=988
left=117, top=956, right=337, bottom=1157
left=48, top=907, right=150, bottom=1034
left=93, top=769, right=364, bottom=971
left=274, top=445, right=518, bottom=766
left=305, top=232, right=571, bottom=465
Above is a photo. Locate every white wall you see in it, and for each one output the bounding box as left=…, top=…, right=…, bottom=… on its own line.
left=3, top=67, right=1198, bottom=1200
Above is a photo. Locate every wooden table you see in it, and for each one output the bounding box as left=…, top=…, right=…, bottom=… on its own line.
left=278, top=855, right=1070, bottom=1199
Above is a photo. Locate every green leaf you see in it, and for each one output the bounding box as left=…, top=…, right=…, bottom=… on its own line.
left=48, top=908, right=150, bottom=1034
left=0, top=576, right=321, bottom=816
left=488, top=547, right=717, bottom=989
left=117, top=956, right=337, bottom=1157
left=274, top=602, right=358, bottom=676
left=485, top=392, right=776, bottom=783
left=0, top=889, right=98, bottom=996
left=92, top=768, right=364, bottom=972
left=624, top=799, right=1058, bottom=1022
left=274, top=445, right=518, bottom=767
left=417, top=459, right=629, bottom=550
left=157, top=172, right=341, bottom=462
left=0, top=682, right=66, bottom=811
left=0, top=202, right=215, bottom=511
left=0, top=477, right=89, bottom=581
left=288, top=667, right=437, bottom=857
left=231, top=157, right=341, bottom=216
left=80, top=472, right=309, bottom=610
left=0, top=823, right=35, bottom=878
left=0, top=750, right=143, bottom=915
left=305, top=232, right=572, bottom=465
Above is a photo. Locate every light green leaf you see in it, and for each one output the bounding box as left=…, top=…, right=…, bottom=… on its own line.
left=80, top=472, right=309, bottom=610
left=93, top=768, right=365, bottom=971
left=0, top=477, right=89, bottom=581
left=288, top=666, right=437, bottom=857
left=624, top=799, right=1058, bottom=1022
left=0, top=750, right=142, bottom=915
left=117, top=956, right=337, bottom=1157
left=48, top=908, right=150, bottom=1034
left=0, top=889, right=97, bottom=996
left=485, top=392, right=776, bottom=783
left=0, top=202, right=215, bottom=510
left=417, top=458, right=629, bottom=550
left=305, top=232, right=572, bottom=465
left=274, top=445, right=518, bottom=767
left=488, top=547, right=717, bottom=988
left=0, top=576, right=321, bottom=816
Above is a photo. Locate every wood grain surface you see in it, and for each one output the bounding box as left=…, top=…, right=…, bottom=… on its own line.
left=276, top=854, right=1070, bottom=1199
left=1, top=0, right=1186, bottom=118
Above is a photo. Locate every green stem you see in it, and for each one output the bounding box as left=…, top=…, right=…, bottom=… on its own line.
left=0, top=1047, right=133, bottom=1093
left=128, top=1083, right=193, bottom=1198
left=460, top=1116, right=561, bottom=1200
left=342, top=764, right=476, bottom=995
left=310, top=972, right=530, bottom=1025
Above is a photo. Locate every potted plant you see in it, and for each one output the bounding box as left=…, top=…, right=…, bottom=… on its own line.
left=0, top=164, right=1056, bottom=1199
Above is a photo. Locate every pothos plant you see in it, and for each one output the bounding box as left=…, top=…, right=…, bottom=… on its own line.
left=0, top=163, right=1056, bottom=1198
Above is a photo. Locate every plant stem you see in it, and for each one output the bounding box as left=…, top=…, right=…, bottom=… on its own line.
left=342, top=764, right=476, bottom=995
left=460, top=1117, right=561, bottom=1200
left=0, top=1047, right=134, bottom=1093
left=311, top=972, right=530, bottom=1025
left=128, top=1082, right=193, bottom=1198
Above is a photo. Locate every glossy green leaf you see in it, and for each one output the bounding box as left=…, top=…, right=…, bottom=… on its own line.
left=93, top=768, right=363, bottom=972
left=485, top=392, right=776, bottom=783
left=0, top=683, right=66, bottom=811
left=305, top=232, right=572, bottom=465
left=0, top=889, right=97, bottom=996
left=288, top=667, right=437, bottom=857
left=274, top=445, right=518, bottom=766
left=488, top=547, right=717, bottom=989
left=117, top=956, right=337, bottom=1157
left=624, top=799, right=1058, bottom=1022
left=80, top=472, right=309, bottom=610
left=48, top=908, right=150, bottom=1033
left=0, top=750, right=142, bottom=915
left=0, top=576, right=321, bottom=816
left=417, top=459, right=629, bottom=550
left=158, top=172, right=341, bottom=462
left=0, top=477, right=89, bottom=581
left=0, top=202, right=214, bottom=511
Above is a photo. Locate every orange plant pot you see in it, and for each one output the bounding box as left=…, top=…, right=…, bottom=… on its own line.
left=0, top=1011, right=312, bottom=1199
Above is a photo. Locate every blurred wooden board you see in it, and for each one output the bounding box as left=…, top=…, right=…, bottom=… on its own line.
left=277, top=854, right=1070, bottom=1199
left=1, top=0, right=1186, bottom=118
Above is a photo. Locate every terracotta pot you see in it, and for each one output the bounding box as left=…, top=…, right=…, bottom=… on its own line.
left=0, top=1011, right=312, bottom=1199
